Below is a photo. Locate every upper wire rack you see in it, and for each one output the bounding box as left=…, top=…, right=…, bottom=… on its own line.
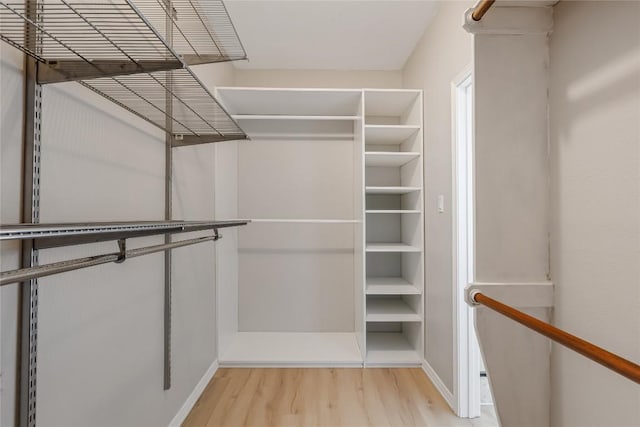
left=0, top=0, right=246, bottom=73
left=0, top=0, right=247, bottom=143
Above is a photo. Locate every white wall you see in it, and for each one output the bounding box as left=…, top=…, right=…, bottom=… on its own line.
left=402, top=0, right=474, bottom=393
left=549, top=2, right=640, bottom=426
left=0, top=48, right=233, bottom=425
left=234, top=69, right=402, bottom=88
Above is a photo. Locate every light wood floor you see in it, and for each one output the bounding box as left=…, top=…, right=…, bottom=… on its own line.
left=182, top=368, right=498, bottom=427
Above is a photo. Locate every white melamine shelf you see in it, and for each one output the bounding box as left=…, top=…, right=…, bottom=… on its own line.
left=366, top=243, right=421, bottom=252
left=366, top=298, right=421, bottom=322
left=220, top=332, right=363, bottom=367
left=365, top=152, right=420, bottom=167
left=249, top=219, right=360, bottom=224
left=366, top=210, right=421, bottom=214
left=364, top=90, right=421, bottom=117
left=365, top=186, right=421, bottom=195
left=366, top=277, right=421, bottom=295
left=365, top=125, right=420, bottom=145
left=366, top=332, right=422, bottom=365
left=233, top=115, right=359, bottom=121
left=217, top=87, right=362, bottom=116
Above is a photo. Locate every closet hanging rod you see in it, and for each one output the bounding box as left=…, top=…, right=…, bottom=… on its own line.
left=0, top=220, right=249, bottom=250
left=1, top=234, right=220, bottom=286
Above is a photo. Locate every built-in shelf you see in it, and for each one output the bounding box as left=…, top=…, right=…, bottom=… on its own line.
left=364, top=90, right=421, bottom=118
left=363, top=89, right=423, bottom=368
left=233, top=115, right=359, bottom=121
left=216, top=87, right=362, bottom=116
left=219, top=332, right=363, bottom=367
left=365, top=186, right=421, bottom=195
left=365, top=152, right=420, bottom=167
left=366, top=298, right=421, bottom=322
left=365, top=125, right=420, bottom=145
left=366, top=243, right=421, bottom=253
left=366, top=277, right=421, bottom=295
left=366, top=332, right=422, bottom=365
left=366, top=210, right=421, bottom=214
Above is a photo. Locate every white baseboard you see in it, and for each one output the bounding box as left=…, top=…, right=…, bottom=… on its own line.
left=168, top=360, right=219, bottom=427
left=422, top=359, right=456, bottom=413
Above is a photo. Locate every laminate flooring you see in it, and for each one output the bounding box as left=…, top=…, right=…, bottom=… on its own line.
left=182, top=368, right=498, bottom=427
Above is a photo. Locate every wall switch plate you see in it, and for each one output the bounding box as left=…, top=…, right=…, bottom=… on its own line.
left=437, top=195, right=445, bottom=213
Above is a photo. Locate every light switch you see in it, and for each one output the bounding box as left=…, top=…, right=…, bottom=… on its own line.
left=437, top=195, right=445, bottom=213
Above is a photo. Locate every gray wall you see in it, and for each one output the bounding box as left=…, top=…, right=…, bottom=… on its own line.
left=402, top=0, right=474, bottom=393
left=549, top=2, right=640, bottom=426
left=0, top=42, right=234, bottom=426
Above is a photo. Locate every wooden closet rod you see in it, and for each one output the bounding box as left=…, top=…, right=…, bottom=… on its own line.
left=472, top=0, right=496, bottom=21
left=470, top=291, right=640, bottom=384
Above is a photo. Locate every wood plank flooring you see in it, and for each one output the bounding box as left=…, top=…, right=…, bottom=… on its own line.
left=182, top=368, right=498, bottom=427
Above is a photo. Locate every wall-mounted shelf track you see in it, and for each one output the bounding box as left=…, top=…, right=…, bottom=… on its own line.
left=0, top=0, right=248, bottom=145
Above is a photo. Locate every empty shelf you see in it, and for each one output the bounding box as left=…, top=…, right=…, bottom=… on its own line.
left=365, top=152, right=420, bottom=167
left=0, top=1, right=247, bottom=145
left=366, top=210, right=421, bottom=214
left=220, top=332, right=363, bottom=367
left=233, top=115, right=359, bottom=121
left=217, top=87, right=362, bottom=116
left=0, top=0, right=245, bottom=81
left=365, top=186, right=421, bottom=195
left=366, top=277, right=421, bottom=295
left=365, top=125, right=420, bottom=145
left=366, top=332, right=422, bottom=365
left=366, top=243, right=421, bottom=253
left=366, top=298, right=421, bottom=322
left=83, top=69, right=246, bottom=144
left=364, top=90, right=421, bottom=117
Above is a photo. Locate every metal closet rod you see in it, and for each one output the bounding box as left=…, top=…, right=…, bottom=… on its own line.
left=1, top=234, right=218, bottom=286
left=0, top=220, right=249, bottom=249
left=0, top=220, right=250, bottom=286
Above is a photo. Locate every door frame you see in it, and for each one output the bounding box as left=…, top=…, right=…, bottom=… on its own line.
left=451, top=66, right=481, bottom=418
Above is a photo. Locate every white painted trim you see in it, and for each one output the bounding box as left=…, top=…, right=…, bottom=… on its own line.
left=168, top=360, right=219, bottom=427
left=451, top=66, right=481, bottom=418
left=422, top=360, right=456, bottom=412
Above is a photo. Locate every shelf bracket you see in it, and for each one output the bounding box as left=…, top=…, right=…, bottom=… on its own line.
left=115, top=239, right=127, bottom=263
left=171, top=134, right=249, bottom=147
left=36, top=60, right=186, bottom=84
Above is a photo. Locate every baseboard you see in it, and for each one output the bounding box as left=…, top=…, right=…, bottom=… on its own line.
left=422, top=359, right=456, bottom=413
left=168, top=360, right=219, bottom=427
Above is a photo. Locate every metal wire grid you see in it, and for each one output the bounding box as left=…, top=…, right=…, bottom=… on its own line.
left=133, top=0, right=247, bottom=63
left=81, top=67, right=246, bottom=139
left=0, top=0, right=177, bottom=65
left=0, top=0, right=246, bottom=65
left=0, top=0, right=247, bottom=142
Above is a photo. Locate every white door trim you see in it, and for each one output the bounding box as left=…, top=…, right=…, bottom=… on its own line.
left=451, top=66, right=480, bottom=418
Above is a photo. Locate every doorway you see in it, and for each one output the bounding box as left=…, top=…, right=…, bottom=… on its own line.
left=452, top=69, right=489, bottom=418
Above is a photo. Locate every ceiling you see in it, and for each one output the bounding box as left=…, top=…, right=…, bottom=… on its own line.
left=224, top=1, right=440, bottom=70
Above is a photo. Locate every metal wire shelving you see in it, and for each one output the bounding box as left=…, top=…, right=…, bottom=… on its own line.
left=0, top=0, right=248, bottom=144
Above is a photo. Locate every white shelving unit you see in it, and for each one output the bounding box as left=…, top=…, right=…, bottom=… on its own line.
left=212, top=87, right=423, bottom=368
left=363, top=89, right=424, bottom=366
left=214, top=87, right=366, bottom=366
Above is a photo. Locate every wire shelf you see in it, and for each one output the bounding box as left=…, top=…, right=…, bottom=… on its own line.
left=81, top=67, right=246, bottom=142
left=0, top=0, right=246, bottom=75
left=0, top=0, right=248, bottom=144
